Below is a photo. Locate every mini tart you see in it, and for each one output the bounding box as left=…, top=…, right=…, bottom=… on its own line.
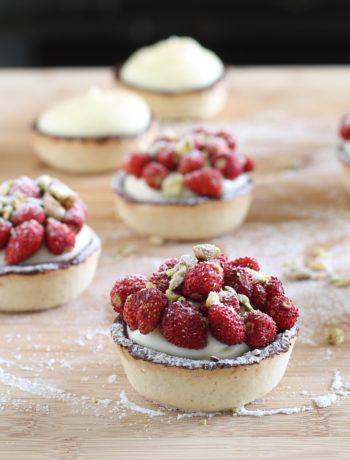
left=31, top=89, right=157, bottom=174
left=112, top=171, right=252, bottom=240
left=111, top=317, right=297, bottom=412
left=0, top=230, right=100, bottom=312
left=337, top=145, right=350, bottom=193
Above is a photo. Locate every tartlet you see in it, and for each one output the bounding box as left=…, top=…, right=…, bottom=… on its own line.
left=338, top=114, right=350, bottom=193
left=0, top=175, right=101, bottom=312
left=116, top=36, right=228, bottom=120
left=32, top=87, right=156, bottom=174
left=112, top=129, right=254, bottom=240
left=110, top=244, right=299, bottom=412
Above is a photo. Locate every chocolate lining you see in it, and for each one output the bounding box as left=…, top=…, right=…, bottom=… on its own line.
left=111, top=316, right=298, bottom=371
left=112, top=171, right=253, bottom=206
left=0, top=230, right=101, bottom=277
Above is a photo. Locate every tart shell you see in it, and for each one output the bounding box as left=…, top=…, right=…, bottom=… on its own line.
left=0, top=231, right=101, bottom=312
left=112, top=172, right=253, bottom=240
left=116, top=73, right=228, bottom=120
left=111, top=318, right=298, bottom=412
left=31, top=120, right=157, bottom=174
left=337, top=146, right=350, bottom=193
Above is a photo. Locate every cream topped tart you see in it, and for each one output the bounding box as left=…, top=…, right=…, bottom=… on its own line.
left=110, top=244, right=299, bottom=412
left=117, top=36, right=228, bottom=119
left=112, top=128, right=254, bottom=240
left=337, top=114, right=350, bottom=193
left=32, top=87, right=156, bottom=174
left=0, top=175, right=100, bottom=312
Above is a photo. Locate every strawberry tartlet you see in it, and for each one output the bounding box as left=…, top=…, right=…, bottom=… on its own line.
left=112, top=129, right=254, bottom=240
left=116, top=36, right=228, bottom=119
left=338, top=114, right=350, bottom=192
left=0, top=176, right=101, bottom=312
left=32, top=87, right=156, bottom=174
left=110, top=244, right=298, bottom=412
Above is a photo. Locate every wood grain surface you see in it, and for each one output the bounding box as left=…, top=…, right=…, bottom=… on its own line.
left=0, top=68, right=350, bottom=460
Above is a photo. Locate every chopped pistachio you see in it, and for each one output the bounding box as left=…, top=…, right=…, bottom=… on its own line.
left=145, top=282, right=156, bottom=289
left=193, top=244, right=220, bottom=261
left=2, top=205, right=12, bottom=220
left=179, top=254, right=197, bottom=269
left=206, top=291, right=220, bottom=307
left=0, top=180, right=11, bottom=196
left=36, top=175, right=52, bottom=192
left=49, top=179, right=76, bottom=206
left=176, top=139, right=194, bottom=156
left=238, top=294, right=253, bottom=312
left=246, top=268, right=268, bottom=284
left=169, top=266, right=187, bottom=291
left=306, top=260, right=327, bottom=272
left=161, top=173, right=184, bottom=197
left=43, top=193, right=65, bottom=220
left=165, top=289, right=182, bottom=302
left=331, top=279, right=350, bottom=288
left=327, top=328, right=345, bottom=346
left=284, top=266, right=313, bottom=281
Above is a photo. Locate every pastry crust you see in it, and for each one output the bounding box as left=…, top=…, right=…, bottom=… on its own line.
left=116, top=75, right=228, bottom=120
left=111, top=319, right=297, bottom=412
left=31, top=121, right=157, bottom=174
left=0, top=232, right=101, bottom=312
left=112, top=172, right=252, bottom=240
left=338, top=146, right=350, bottom=193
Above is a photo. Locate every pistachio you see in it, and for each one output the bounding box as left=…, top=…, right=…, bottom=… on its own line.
left=43, top=193, right=66, bottom=220
left=327, top=328, right=345, bottom=346
left=161, top=173, right=184, bottom=197
left=176, top=139, right=194, bottom=156
left=193, top=244, right=220, bottom=261
left=165, top=289, right=182, bottom=302
left=2, top=205, right=12, bottom=220
left=145, top=281, right=156, bottom=289
left=36, top=175, right=52, bottom=192
left=306, top=260, right=327, bottom=272
left=169, top=266, right=187, bottom=291
left=206, top=291, right=220, bottom=307
left=0, top=180, right=11, bottom=196
left=246, top=268, right=269, bottom=284
left=49, top=179, right=76, bottom=206
left=238, top=294, right=253, bottom=313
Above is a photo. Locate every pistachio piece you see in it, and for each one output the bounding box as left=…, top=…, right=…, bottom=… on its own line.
left=306, top=260, right=327, bottom=272
left=49, top=179, right=76, bottom=206
left=169, top=266, right=187, bottom=291
left=246, top=268, right=269, bottom=284
left=176, top=139, right=194, bottom=156
left=161, top=173, right=184, bottom=197
left=43, top=193, right=66, bottom=220
left=165, top=289, right=183, bottom=302
left=0, top=180, right=11, bottom=196
left=206, top=291, right=220, bottom=307
left=36, top=175, right=53, bottom=192
left=327, top=328, right=345, bottom=346
left=2, top=205, right=12, bottom=220
left=193, top=244, right=220, bottom=261
left=238, top=294, right=253, bottom=313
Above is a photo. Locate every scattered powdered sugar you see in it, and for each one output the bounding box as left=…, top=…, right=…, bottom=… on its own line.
left=119, top=390, right=165, bottom=417
left=235, top=405, right=312, bottom=417
left=312, top=394, right=337, bottom=408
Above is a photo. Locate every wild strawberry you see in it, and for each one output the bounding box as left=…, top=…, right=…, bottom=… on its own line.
left=142, top=162, right=168, bottom=189
left=123, top=152, right=151, bottom=177
left=11, top=203, right=45, bottom=226
left=178, top=150, right=204, bottom=174
left=243, top=157, right=255, bottom=173
left=219, top=288, right=240, bottom=313
left=231, top=256, right=260, bottom=271
left=216, top=131, right=236, bottom=149
left=149, top=271, right=170, bottom=293
left=212, top=152, right=243, bottom=179
left=265, top=276, right=284, bottom=302
left=110, top=275, right=147, bottom=314
left=340, top=115, right=350, bottom=140
left=123, top=288, right=168, bottom=334
left=244, top=311, right=277, bottom=348
left=5, top=220, right=44, bottom=265
left=265, top=295, right=299, bottom=332
left=0, top=218, right=12, bottom=249
left=160, top=300, right=207, bottom=349
left=63, top=200, right=86, bottom=233
left=45, top=218, right=76, bottom=255
left=208, top=303, right=245, bottom=345
left=250, top=282, right=267, bottom=310
left=158, top=258, right=178, bottom=272
left=9, top=177, right=40, bottom=198
left=224, top=264, right=253, bottom=297
left=182, top=261, right=223, bottom=300
left=157, top=149, right=178, bottom=170
left=214, top=253, right=229, bottom=269
left=184, top=168, right=223, bottom=198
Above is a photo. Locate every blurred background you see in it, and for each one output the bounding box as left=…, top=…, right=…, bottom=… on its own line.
left=0, top=0, right=349, bottom=67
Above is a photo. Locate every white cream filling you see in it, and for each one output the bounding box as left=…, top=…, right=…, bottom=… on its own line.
left=128, top=326, right=249, bottom=360
left=37, top=87, right=151, bottom=137
left=0, top=225, right=92, bottom=266
left=120, top=36, right=224, bottom=92
left=124, top=173, right=249, bottom=203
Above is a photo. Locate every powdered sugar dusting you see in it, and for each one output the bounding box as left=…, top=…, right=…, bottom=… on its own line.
left=235, top=405, right=312, bottom=417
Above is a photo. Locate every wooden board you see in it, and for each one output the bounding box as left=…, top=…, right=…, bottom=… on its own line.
left=1, top=68, right=350, bottom=460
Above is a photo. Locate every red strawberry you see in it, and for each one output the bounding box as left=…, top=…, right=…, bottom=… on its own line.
left=149, top=271, right=170, bottom=293
left=178, top=150, right=204, bottom=174
left=219, top=288, right=240, bottom=313
left=243, top=157, right=255, bottom=173
left=208, top=303, right=245, bottom=345
left=231, top=256, right=260, bottom=271
left=63, top=200, right=86, bottom=233
left=110, top=275, right=147, bottom=314
left=212, top=152, right=243, bottom=179
left=45, top=218, right=76, bottom=255
left=5, top=220, right=44, bottom=265
left=215, top=253, right=229, bottom=269
left=265, top=276, right=284, bottom=302
left=224, top=264, right=253, bottom=297
left=158, top=258, right=178, bottom=272
left=157, top=149, right=178, bottom=170
left=11, top=203, right=45, bottom=226
left=250, top=282, right=267, bottom=310
left=265, top=295, right=299, bottom=332
left=123, top=152, right=151, bottom=177
left=244, top=311, right=277, bottom=348
left=160, top=300, right=207, bottom=349
left=0, top=218, right=12, bottom=249
left=182, top=261, right=223, bottom=300
left=142, top=162, right=168, bottom=189
left=340, top=115, right=350, bottom=140
left=123, top=288, right=168, bottom=334
left=9, top=177, right=40, bottom=198
left=216, top=131, right=236, bottom=149
left=184, top=168, right=223, bottom=198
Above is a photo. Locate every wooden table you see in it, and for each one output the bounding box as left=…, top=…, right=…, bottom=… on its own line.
left=1, top=68, right=350, bottom=459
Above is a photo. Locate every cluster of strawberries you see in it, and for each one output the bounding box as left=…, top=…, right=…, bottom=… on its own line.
left=123, top=129, right=254, bottom=198
left=0, top=176, right=86, bottom=265
left=340, top=114, right=350, bottom=140
left=110, top=245, right=299, bottom=351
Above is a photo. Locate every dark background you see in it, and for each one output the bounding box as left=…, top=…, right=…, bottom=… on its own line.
left=1, top=0, right=349, bottom=67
